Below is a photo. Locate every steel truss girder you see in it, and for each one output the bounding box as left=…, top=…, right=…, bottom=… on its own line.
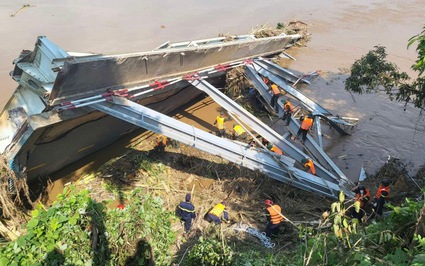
left=244, top=66, right=345, bottom=179
left=92, top=97, right=341, bottom=198
left=253, top=59, right=332, bottom=115
left=187, top=79, right=345, bottom=186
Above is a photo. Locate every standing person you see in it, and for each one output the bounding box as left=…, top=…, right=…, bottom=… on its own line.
left=177, top=194, right=196, bottom=234
left=302, top=158, right=316, bottom=175
left=373, top=179, right=390, bottom=216
left=270, top=84, right=282, bottom=112
left=281, top=99, right=294, bottom=126
left=351, top=184, right=371, bottom=221
left=232, top=124, right=248, bottom=142
left=264, top=199, right=285, bottom=238
left=295, top=114, right=314, bottom=142
left=213, top=111, right=227, bottom=138
left=207, top=202, right=230, bottom=224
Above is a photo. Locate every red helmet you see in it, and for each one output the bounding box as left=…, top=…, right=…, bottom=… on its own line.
left=264, top=199, right=273, bottom=206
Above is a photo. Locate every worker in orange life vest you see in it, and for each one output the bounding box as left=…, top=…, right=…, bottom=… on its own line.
left=232, top=124, right=248, bottom=142
left=213, top=111, right=228, bottom=138
left=373, top=179, right=390, bottom=216
left=295, top=114, right=314, bottom=142
left=281, top=99, right=294, bottom=126
left=267, top=143, right=283, bottom=155
left=270, top=84, right=282, bottom=112
left=264, top=199, right=284, bottom=238
left=351, top=184, right=371, bottom=221
left=302, top=158, right=316, bottom=175
left=155, top=135, right=167, bottom=153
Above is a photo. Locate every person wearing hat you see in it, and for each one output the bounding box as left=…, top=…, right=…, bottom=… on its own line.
left=270, top=84, right=282, bottom=112
left=281, top=99, right=294, bottom=126
left=264, top=199, right=284, bottom=238
left=177, top=194, right=196, bottom=234
left=372, top=179, right=390, bottom=216
left=207, top=201, right=229, bottom=224
left=213, top=111, right=228, bottom=138
left=232, top=124, right=248, bottom=142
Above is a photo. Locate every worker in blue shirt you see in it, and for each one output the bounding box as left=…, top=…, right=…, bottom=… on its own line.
left=177, top=194, right=196, bottom=234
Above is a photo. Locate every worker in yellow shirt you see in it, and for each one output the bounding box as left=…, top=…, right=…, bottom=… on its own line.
left=232, top=124, right=248, bottom=142
left=213, top=111, right=228, bottom=137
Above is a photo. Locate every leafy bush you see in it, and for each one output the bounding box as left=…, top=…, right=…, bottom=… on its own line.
left=187, top=237, right=233, bottom=266
left=0, top=187, right=176, bottom=265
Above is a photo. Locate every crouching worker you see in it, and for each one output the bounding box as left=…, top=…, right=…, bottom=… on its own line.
left=177, top=194, right=196, bottom=234
left=232, top=124, right=248, bottom=142
left=264, top=199, right=284, bottom=238
left=207, top=202, right=230, bottom=224
left=302, top=158, right=316, bottom=175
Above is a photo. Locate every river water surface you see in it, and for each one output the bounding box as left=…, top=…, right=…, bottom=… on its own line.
left=0, top=1, right=424, bottom=187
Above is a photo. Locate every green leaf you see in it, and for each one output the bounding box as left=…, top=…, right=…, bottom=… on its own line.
left=26, top=218, right=39, bottom=229
left=339, top=191, right=345, bottom=203
left=0, top=258, right=9, bottom=266
left=354, top=201, right=361, bottom=213
left=50, top=217, right=59, bottom=231
left=31, top=209, right=40, bottom=218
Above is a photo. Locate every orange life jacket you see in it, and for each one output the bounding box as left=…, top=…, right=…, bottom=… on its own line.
left=375, top=186, right=390, bottom=199
left=267, top=205, right=284, bottom=224
left=355, top=188, right=371, bottom=207
left=216, top=116, right=225, bottom=130
left=301, top=117, right=314, bottom=130
left=271, top=84, right=280, bottom=95
left=270, top=145, right=283, bottom=155
left=304, top=159, right=316, bottom=175
left=233, top=125, right=246, bottom=136
left=284, top=101, right=294, bottom=112
left=156, top=135, right=167, bottom=146
left=209, top=203, right=225, bottom=217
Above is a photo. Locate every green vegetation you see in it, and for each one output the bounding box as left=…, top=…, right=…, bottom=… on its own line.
left=345, top=26, right=425, bottom=110
left=0, top=188, right=176, bottom=265
left=181, top=192, right=425, bottom=265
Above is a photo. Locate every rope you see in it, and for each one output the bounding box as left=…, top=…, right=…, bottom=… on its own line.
left=233, top=223, right=275, bottom=249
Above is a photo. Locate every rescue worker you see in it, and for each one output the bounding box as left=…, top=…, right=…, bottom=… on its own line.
left=302, top=158, right=316, bottom=175
left=207, top=201, right=229, bottom=224
left=270, top=84, right=282, bottom=112
left=213, top=111, right=227, bottom=138
left=295, top=114, right=314, bottom=143
left=373, top=178, right=390, bottom=216
left=177, top=193, right=196, bottom=234
left=264, top=199, right=285, bottom=238
left=232, top=124, right=248, bottom=142
left=155, top=135, right=167, bottom=153
left=281, top=99, right=294, bottom=126
left=267, top=144, right=283, bottom=155
left=262, top=76, right=270, bottom=86
left=351, top=184, right=371, bottom=221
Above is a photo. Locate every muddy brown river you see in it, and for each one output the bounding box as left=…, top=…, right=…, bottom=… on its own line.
left=1, top=1, right=424, bottom=190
